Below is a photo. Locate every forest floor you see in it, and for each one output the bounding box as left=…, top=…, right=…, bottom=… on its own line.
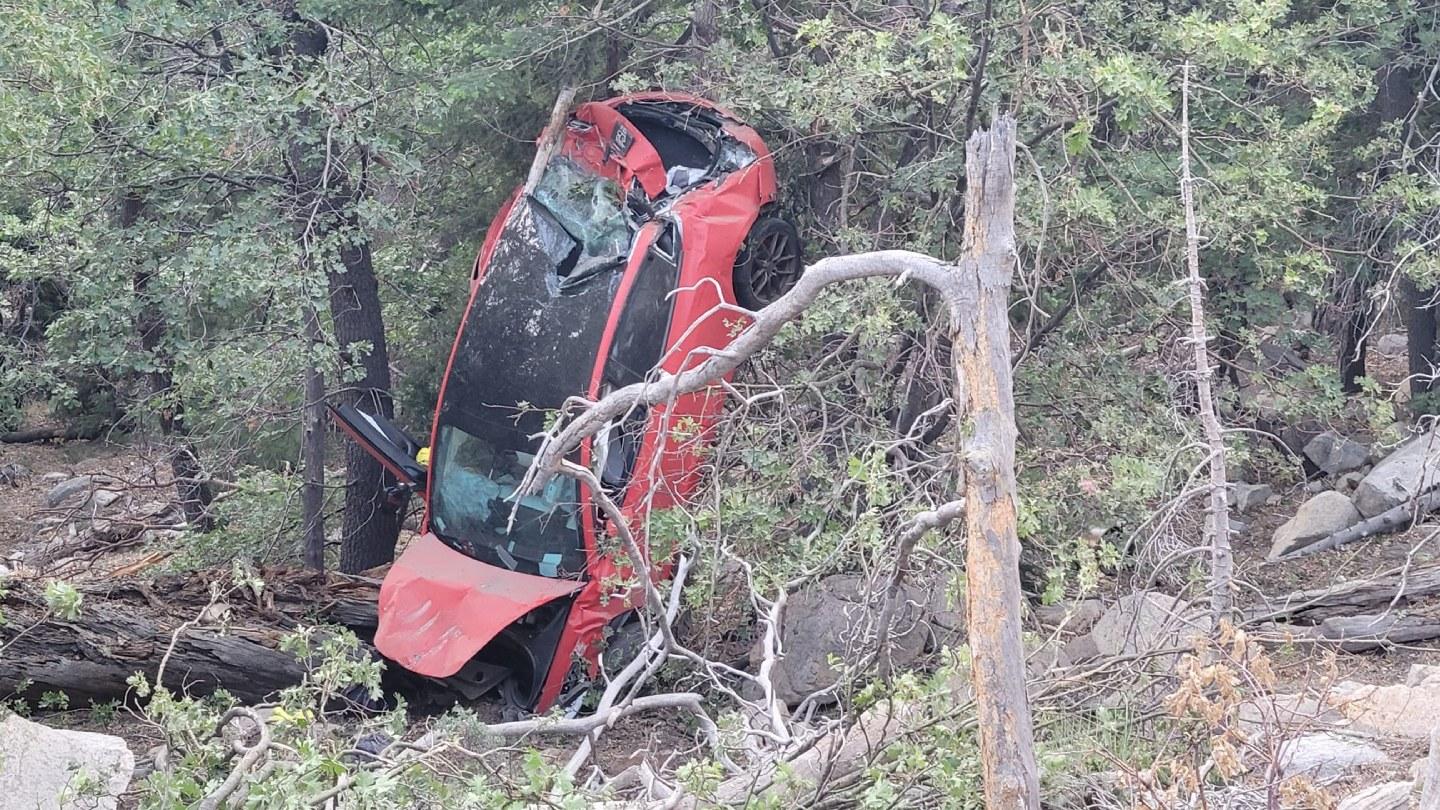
left=4, top=433, right=1440, bottom=806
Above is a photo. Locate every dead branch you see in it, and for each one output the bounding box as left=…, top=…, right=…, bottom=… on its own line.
left=1279, top=487, right=1440, bottom=558
left=876, top=499, right=965, bottom=678
left=523, top=87, right=578, bottom=195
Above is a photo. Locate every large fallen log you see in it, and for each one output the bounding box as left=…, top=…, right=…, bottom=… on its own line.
left=1262, top=611, right=1440, bottom=653
left=0, top=567, right=379, bottom=704
left=1245, top=560, right=1440, bottom=624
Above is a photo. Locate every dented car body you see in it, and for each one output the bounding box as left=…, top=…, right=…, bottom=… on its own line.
left=331, top=93, right=801, bottom=711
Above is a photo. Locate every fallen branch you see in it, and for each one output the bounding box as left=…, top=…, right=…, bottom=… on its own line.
left=876, top=499, right=965, bottom=678
left=0, top=425, right=105, bottom=443
left=1263, top=611, right=1440, bottom=652
left=1280, top=487, right=1440, bottom=559
left=1245, top=560, right=1440, bottom=624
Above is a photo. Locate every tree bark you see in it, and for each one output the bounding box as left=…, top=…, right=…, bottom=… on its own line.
left=301, top=300, right=326, bottom=570
left=949, top=114, right=1040, bottom=810
left=1179, top=65, right=1234, bottom=618
left=0, top=569, right=379, bottom=703
left=124, top=191, right=216, bottom=531
left=282, top=15, right=401, bottom=573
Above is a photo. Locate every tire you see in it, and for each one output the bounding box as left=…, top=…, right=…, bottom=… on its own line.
left=733, top=216, right=804, bottom=310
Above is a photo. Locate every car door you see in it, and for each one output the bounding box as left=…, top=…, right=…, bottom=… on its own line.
left=326, top=402, right=428, bottom=492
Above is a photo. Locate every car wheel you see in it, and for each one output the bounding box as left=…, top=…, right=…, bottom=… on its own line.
left=733, top=216, right=803, bottom=310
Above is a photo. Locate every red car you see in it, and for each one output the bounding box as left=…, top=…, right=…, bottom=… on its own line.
left=332, top=93, right=801, bottom=712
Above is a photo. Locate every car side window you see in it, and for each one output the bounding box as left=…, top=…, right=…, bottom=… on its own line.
left=605, top=223, right=680, bottom=387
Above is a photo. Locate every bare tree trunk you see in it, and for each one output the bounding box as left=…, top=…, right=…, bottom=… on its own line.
left=1180, top=64, right=1234, bottom=618
left=950, top=114, right=1040, bottom=810
left=300, top=300, right=326, bottom=570
left=1403, top=276, right=1439, bottom=401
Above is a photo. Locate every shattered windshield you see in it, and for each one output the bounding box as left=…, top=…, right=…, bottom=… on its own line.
left=429, top=418, right=585, bottom=579
left=530, top=158, right=631, bottom=274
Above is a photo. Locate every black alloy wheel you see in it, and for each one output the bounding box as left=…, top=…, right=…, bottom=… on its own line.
left=733, top=216, right=804, bottom=310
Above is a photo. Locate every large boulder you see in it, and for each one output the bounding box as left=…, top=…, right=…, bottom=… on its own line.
left=1277, top=732, right=1390, bottom=779
left=0, top=711, right=134, bottom=810
left=1378, top=333, right=1408, bottom=356
left=44, top=475, right=99, bottom=508
left=1268, top=491, right=1361, bottom=558
left=1354, top=428, right=1440, bottom=518
left=756, top=574, right=929, bottom=706
left=1304, top=430, right=1371, bottom=476
left=1084, top=593, right=1210, bottom=666
left=1325, top=680, right=1440, bottom=740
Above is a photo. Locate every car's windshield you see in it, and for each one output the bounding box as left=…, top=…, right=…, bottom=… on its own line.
left=530, top=158, right=631, bottom=266
left=428, top=417, right=585, bottom=579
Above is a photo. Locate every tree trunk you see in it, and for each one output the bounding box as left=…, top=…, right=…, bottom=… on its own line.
left=282, top=15, right=401, bottom=573
left=1403, top=268, right=1439, bottom=403
left=330, top=234, right=403, bottom=573
left=124, top=191, right=215, bottom=531
left=949, top=114, right=1040, bottom=810
left=301, top=300, right=326, bottom=570
left=1179, top=65, right=1234, bottom=618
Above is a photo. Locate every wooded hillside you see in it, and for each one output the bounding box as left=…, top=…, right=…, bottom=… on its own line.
left=2, top=0, right=1439, bottom=807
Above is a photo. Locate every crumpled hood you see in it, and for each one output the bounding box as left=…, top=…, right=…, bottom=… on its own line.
left=374, top=533, right=583, bottom=678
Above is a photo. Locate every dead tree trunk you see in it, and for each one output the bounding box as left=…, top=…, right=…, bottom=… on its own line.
left=0, top=569, right=379, bottom=703
left=949, top=114, right=1040, bottom=810
left=1180, top=65, right=1234, bottom=618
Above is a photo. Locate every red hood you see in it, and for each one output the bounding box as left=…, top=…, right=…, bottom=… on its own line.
left=374, top=533, right=583, bottom=677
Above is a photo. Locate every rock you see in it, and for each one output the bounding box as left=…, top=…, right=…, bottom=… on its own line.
left=1085, top=593, right=1210, bottom=665
left=1032, top=599, right=1105, bottom=633
left=1378, top=334, right=1409, bottom=356
left=1410, top=664, right=1440, bottom=689
left=1305, top=431, right=1372, bottom=476
left=90, top=489, right=123, bottom=510
left=1420, top=726, right=1440, bottom=810
left=1326, top=680, right=1440, bottom=740
left=1337, top=470, right=1366, bottom=494
left=756, top=574, right=929, bottom=706
left=40, top=471, right=70, bottom=484
left=0, top=711, right=134, bottom=810
left=44, top=475, right=98, bottom=508
left=1268, top=491, right=1361, bottom=558
left=1228, top=482, right=1274, bottom=514
left=1056, top=633, right=1100, bottom=666
left=1337, top=782, right=1413, bottom=810
left=1355, top=428, right=1440, bottom=518
left=1277, top=732, right=1390, bottom=779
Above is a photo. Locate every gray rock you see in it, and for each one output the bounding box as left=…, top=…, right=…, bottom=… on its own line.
left=44, top=475, right=97, bottom=508
left=1033, top=599, right=1105, bottom=633
left=756, top=574, right=929, bottom=707
left=1326, top=680, right=1440, bottom=740
left=1086, top=593, right=1210, bottom=665
left=40, top=471, right=70, bottom=484
left=1337, top=470, right=1366, bottom=494
left=0, top=711, right=134, bottom=810
left=1304, top=430, right=1371, bottom=476
left=1303, top=479, right=1327, bottom=494
left=91, top=489, right=123, bottom=510
left=1355, top=428, right=1440, bottom=518
left=1337, top=782, right=1413, bottom=810
left=1268, top=491, right=1361, bottom=559
left=1277, top=732, right=1390, bottom=779
left=1420, top=726, right=1440, bottom=810
left=1228, top=482, right=1274, bottom=514
left=1378, top=333, right=1409, bottom=356
left=1408, top=664, right=1440, bottom=688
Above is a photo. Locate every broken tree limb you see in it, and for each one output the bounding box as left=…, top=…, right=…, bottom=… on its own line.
left=1280, top=487, right=1440, bottom=559
left=1264, top=611, right=1440, bottom=653
left=0, top=568, right=380, bottom=703
left=523, top=86, right=577, bottom=195
left=1245, top=560, right=1440, bottom=624
left=0, top=425, right=106, bottom=443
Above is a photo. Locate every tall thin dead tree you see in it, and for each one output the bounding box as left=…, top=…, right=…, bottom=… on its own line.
left=1180, top=64, right=1234, bottom=617
left=950, top=115, right=1040, bottom=809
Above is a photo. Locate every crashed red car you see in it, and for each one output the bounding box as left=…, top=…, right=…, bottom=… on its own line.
left=332, top=93, right=801, bottom=712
